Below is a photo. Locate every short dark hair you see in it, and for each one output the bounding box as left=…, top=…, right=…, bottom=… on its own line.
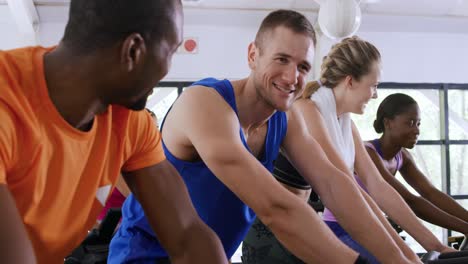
left=373, top=93, right=418, bottom=133
left=62, top=0, right=181, bottom=53
left=255, top=9, right=316, bottom=51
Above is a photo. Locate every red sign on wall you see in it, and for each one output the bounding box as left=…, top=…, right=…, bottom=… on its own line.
left=177, top=37, right=198, bottom=54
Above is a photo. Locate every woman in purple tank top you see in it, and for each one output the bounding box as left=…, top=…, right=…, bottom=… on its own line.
left=367, top=94, right=468, bottom=238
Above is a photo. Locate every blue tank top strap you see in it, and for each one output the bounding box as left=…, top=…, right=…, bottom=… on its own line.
left=160, top=78, right=236, bottom=129
left=161, top=78, right=240, bottom=167
left=192, top=78, right=238, bottom=112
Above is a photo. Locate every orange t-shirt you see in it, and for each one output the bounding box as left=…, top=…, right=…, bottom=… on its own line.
left=0, top=47, right=166, bottom=263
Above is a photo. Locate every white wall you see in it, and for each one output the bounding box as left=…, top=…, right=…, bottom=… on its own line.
left=361, top=32, right=468, bottom=83
left=166, top=24, right=255, bottom=81
left=172, top=9, right=468, bottom=83
left=1, top=6, right=468, bottom=83
left=0, top=7, right=24, bottom=49
left=171, top=26, right=468, bottom=83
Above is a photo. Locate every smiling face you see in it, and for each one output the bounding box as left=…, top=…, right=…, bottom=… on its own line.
left=317, top=36, right=381, bottom=115
left=349, top=60, right=381, bottom=115
left=248, top=26, right=314, bottom=112
left=384, top=103, right=421, bottom=149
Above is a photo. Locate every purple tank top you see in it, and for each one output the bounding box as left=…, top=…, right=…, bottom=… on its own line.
left=367, top=139, right=403, bottom=171
left=323, top=139, right=403, bottom=222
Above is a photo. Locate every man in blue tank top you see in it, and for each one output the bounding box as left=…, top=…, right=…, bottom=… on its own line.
left=110, top=10, right=415, bottom=264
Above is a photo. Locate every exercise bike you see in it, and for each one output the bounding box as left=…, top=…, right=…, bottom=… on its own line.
left=64, top=208, right=122, bottom=264
left=420, top=249, right=468, bottom=264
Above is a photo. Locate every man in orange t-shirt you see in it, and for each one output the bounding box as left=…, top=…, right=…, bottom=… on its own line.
left=0, top=0, right=227, bottom=263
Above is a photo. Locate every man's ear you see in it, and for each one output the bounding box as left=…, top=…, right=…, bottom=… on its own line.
left=121, top=33, right=146, bottom=72
left=247, top=42, right=258, bottom=70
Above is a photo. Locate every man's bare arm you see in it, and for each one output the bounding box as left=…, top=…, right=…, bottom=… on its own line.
left=163, top=87, right=359, bottom=263
left=0, top=184, right=37, bottom=264
left=123, top=160, right=228, bottom=264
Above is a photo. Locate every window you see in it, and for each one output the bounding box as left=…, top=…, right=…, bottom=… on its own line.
left=148, top=82, right=190, bottom=127
left=352, top=88, right=441, bottom=140
left=448, top=90, right=468, bottom=140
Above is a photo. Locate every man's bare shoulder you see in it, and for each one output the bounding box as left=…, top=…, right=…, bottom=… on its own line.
left=163, top=84, right=240, bottom=140
left=285, top=99, right=314, bottom=128
left=162, top=84, right=245, bottom=161
left=175, top=85, right=233, bottom=114
left=182, top=85, right=218, bottom=97
left=291, top=98, right=320, bottom=116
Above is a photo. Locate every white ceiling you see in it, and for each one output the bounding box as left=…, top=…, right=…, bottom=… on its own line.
left=181, top=0, right=468, bottom=18
left=2, top=0, right=468, bottom=34
left=1, top=0, right=468, bottom=17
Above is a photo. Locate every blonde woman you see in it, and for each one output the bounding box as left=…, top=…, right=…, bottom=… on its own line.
left=296, top=36, right=454, bottom=262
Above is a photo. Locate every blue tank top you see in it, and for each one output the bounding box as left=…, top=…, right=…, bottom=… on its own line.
left=109, top=78, right=287, bottom=262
